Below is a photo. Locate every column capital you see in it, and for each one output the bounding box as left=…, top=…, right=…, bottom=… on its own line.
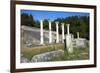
left=61, top=23, right=65, bottom=25
left=55, top=21, right=59, bottom=24
left=40, top=19, right=44, bottom=21
left=61, top=23, right=64, bottom=24
left=48, top=20, right=52, bottom=24
left=67, top=24, right=70, bottom=26
left=48, top=20, right=53, bottom=22
left=40, top=18, right=44, bottom=21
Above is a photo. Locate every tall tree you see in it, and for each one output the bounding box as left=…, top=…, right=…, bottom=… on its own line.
left=21, top=13, right=35, bottom=27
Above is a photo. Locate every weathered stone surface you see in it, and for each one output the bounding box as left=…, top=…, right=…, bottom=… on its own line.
left=21, top=25, right=63, bottom=48
left=21, top=57, right=29, bottom=63
left=31, top=50, right=64, bottom=62
left=73, top=38, right=88, bottom=48
left=21, top=54, right=29, bottom=63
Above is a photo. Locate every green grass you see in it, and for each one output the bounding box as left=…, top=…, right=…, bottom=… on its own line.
left=21, top=43, right=64, bottom=61
left=49, top=47, right=89, bottom=61
left=21, top=43, right=89, bottom=61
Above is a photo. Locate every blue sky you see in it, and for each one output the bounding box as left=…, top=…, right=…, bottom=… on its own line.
left=21, top=10, right=89, bottom=21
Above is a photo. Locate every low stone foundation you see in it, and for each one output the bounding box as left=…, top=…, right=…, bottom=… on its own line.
left=31, top=50, right=64, bottom=62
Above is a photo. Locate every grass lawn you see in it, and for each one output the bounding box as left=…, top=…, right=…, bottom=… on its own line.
left=21, top=43, right=64, bottom=61
left=21, top=43, right=89, bottom=61
left=49, top=47, right=89, bottom=61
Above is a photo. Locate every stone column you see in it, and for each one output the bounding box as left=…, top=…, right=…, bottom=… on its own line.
left=66, top=24, right=73, bottom=53
left=61, top=23, right=65, bottom=43
left=40, top=19, right=44, bottom=44
left=77, top=32, right=79, bottom=39
left=55, top=21, right=59, bottom=43
left=67, top=24, right=70, bottom=35
left=49, top=20, right=52, bottom=43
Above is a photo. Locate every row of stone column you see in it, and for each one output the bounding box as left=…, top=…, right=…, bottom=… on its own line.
left=40, top=19, right=70, bottom=45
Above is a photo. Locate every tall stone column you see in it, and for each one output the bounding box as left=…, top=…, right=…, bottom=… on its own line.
left=55, top=22, right=59, bottom=43
left=77, top=32, right=79, bottom=39
left=66, top=24, right=73, bottom=53
left=49, top=20, right=52, bottom=43
left=40, top=19, right=44, bottom=44
left=61, top=23, right=65, bottom=43
left=67, top=24, right=70, bottom=35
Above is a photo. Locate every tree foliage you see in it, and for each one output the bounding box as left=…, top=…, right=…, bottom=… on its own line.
left=21, top=13, right=35, bottom=27
left=21, top=13, right=89, bottom=40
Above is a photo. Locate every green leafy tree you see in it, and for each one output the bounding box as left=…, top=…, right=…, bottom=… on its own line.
left=21, top=13, right=35, bottom=27
left=21, top=12, right=89, bottom=39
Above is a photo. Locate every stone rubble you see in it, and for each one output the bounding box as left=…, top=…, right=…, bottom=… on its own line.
left=31, top=50, right=64, bottom=62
